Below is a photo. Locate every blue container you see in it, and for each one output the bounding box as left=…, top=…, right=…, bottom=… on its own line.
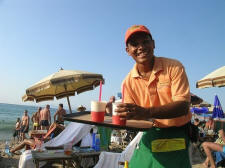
left=95, top=134, right=100, bottom=151
left=92, top=133, right=96, bottom=149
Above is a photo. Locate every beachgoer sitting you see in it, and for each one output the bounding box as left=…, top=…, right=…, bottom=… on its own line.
left=105, top=96, right=115, bottom=116
left=47, top=122, right=65, bottom=139
left=10, top=138, right=35, bottom=154
left=202, top=129, right=225, bottom=168
left=31, top=107, right=41, bottom=130
left=194, top=118, right=200, bottom=127
left=13, top=118, right=21, bottom=141
left=54, top=104, right=66, bottom=125
left=40, top=105, right=51, bottom=130
left=205, top=117, right=215, bottom=131
left=10, top=123, right=65, bottom=155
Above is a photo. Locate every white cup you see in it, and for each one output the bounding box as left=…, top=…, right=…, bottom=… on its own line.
left=112, top=102, right=126, bottom=125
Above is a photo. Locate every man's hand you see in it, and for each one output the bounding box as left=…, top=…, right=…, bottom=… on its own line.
left=115, top=103, right=149, bottom=120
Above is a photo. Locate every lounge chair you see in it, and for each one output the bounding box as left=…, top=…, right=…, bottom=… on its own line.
left=19, top=122, right=93, bottom=168
left=94, top=132, right=143, bottom=168
left=23, top=123, right=65, bottom=151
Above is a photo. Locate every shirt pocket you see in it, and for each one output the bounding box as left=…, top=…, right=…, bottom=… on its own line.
left=156, top=80, right=171, bottom=93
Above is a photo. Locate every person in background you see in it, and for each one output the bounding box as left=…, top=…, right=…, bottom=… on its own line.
left=13, top=118, right=21, bottom=142
left=31, top=107, right=41, bottom=130
left=202, top=129, right=225, bottom=168
left=194, top=118, right=200, bottom=127
left=10, top=138, right=35, bottom=154
left=54, top=104, right=66, bottom=125
left=40, top=105, right=51, bottom=130
left=116, top=25, right=191, bottom=167
left=205, top=117, right=215, bottom=131
left=77, top=105, right=86, bottom=112
left=20, top=110, right=30, bottom=141
left=105, top=96, right=116, bottom=116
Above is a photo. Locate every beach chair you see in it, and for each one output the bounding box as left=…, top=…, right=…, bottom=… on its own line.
left=19, top=123, right=93, bottom=168
left=94, top=132, right=143, bottom=168
left=24, top=123, right=65, bottom=151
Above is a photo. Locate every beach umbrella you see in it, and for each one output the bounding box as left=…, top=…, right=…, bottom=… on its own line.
left=22, top=68, right=104, bottom=113
left=199, top=101, right=212, bottom=107
left=212, top=95, right=224, bottom=119
left=191, top=107, right=209, bottom=120
left=196, top=66, right=225, bottom=88
left=190, top=92, right=203, bottom=105
left=191, top=107, right=209, bottom=115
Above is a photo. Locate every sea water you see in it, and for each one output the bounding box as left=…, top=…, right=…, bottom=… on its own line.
left=0, top=103, right=60, bottom=140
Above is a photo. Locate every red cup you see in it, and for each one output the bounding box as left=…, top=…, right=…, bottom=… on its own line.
left=112, top=102, right=126, bottom=126
left=91, top=101, right=106, bottom=123
left=91, top=111, right=105, bottom=122
left=112, top=115, right=126, bottom=125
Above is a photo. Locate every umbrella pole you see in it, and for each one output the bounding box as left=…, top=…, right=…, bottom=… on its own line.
left=66, top=96, right=72, bottom=114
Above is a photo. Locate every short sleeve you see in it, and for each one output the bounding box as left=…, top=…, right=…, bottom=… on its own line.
left=170, top=63, right=190, bottom=102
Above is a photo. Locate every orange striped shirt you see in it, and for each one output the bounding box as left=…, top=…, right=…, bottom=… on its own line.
left=123, top=56, right=192, bottom=128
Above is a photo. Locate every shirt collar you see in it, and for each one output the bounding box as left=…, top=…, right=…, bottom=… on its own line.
left=131, top=56, right=163, bottom=78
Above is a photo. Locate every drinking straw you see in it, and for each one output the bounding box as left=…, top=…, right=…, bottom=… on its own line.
left=99, top=80, right=102, bottom=102
left=122, top=83, right=125, bottom=103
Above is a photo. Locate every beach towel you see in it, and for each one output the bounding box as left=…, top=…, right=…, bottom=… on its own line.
left=19, top=122, right=93, bottom=168
left=94, top=132, right=143, bottom=168
left=80, top=132, right=92, bottom=147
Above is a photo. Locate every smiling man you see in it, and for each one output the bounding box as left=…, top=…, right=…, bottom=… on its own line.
left=116, top=25, right=192, bottom=168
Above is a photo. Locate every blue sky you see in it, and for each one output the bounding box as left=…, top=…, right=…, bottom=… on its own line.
left=0, top=0, right=225, bottom=110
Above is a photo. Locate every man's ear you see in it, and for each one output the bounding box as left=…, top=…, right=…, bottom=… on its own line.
left=126, top=46, right=130, bottom=56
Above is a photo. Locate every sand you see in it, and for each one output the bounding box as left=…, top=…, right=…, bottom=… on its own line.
left=0, top=139, right=207, bottom=168
left=0, top=139, right=20, bottom=168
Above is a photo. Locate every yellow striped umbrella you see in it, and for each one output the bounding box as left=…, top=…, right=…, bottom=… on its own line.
left=22, top=69, right=104, bottom=113
left=196, top=66, right=225, bottom=89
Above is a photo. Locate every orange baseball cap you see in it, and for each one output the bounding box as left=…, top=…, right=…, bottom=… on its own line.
left=125, top=25, right=151, bottom=44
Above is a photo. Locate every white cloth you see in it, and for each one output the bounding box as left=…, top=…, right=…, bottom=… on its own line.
left=18, top=150, right=36, bottom=168
left=43, top=123, right=93, bottom=147
left=19, top=123, right=93, bottom=168
left=80, top=133, right=92, bottom=147
left=94, top=132, right=143, bottom=168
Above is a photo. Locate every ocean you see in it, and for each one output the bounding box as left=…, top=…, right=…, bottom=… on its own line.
left=0, top=103, right=59, bottom=141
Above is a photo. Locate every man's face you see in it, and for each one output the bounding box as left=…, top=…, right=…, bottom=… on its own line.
left=24, top=111, right=27, bottom=116
left=58, top=105, right=62, bottom=110
left=126, top=32, right=154, bottom=65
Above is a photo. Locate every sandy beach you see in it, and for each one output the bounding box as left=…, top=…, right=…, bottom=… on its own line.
left=0, top=140, right=20, bottom=168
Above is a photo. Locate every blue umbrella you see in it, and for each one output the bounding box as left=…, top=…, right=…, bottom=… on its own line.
left=191, top=107, right=208, bottom=114
left=212, top=95, right=224, bottom=119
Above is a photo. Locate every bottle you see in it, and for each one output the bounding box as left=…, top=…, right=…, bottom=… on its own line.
left=95, top=134, right=100, bottom=151
left=5, top=141, right=9, bottom=154
left=92, top=133, right=96, bottom=150
left=124, top=161, right=129, bottom=168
